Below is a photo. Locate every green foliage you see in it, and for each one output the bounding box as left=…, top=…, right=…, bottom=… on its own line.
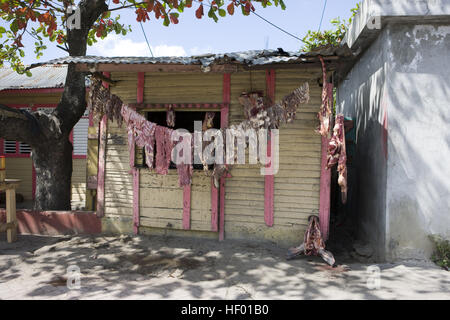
left=301, top=2, right=360, bottom=52
left=0, top=0, right=285, bottom=76
left=429, top=235, right=449, bottom=270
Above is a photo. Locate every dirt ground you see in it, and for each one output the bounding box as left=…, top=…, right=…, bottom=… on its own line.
left=0, top=233, right=449, bottom=300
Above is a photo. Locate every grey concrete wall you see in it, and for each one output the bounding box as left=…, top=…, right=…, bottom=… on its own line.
left=336, top=27, right=390, bottom=261
left=338, top=21, right=450, bottom=262
left=385, top=23, right=450, bottom=261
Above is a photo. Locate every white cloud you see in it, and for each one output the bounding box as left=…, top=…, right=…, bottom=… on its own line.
left=88, top=34, right=186, bottom=57
left=189, top=46, right=214, bottom=56
left=152, top=44, right=186, bottom=57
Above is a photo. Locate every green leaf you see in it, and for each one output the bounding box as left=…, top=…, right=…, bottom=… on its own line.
left=218, top=9, right=226, bottom=17
left=10, top=20, right=18, bottom=33
left=163, top=15, right=170, bottom=26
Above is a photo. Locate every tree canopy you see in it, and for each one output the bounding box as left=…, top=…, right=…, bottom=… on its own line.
left=0, top=0, right=286, bottom=75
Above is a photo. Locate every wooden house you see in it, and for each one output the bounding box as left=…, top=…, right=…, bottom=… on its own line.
left=29, top=49, right=347, bottom=245
left=0, top=65, right=88, bottom=209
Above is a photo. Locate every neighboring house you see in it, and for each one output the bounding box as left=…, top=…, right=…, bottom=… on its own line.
left=29, top=50, right=349, bottom=246
left=0, top=65, right=88, bottom=209
left=336, top=0, right=450, bottom=261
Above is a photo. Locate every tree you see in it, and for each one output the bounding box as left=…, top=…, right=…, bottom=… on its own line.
left=0, top=0, right=285, bottom=210
left=301, top=3, right=359, bottom=52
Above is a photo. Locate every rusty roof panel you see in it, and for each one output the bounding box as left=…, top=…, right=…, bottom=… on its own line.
left=28, top=47, right=352, bottom=70
left=0, top=65, right=67, bottom=90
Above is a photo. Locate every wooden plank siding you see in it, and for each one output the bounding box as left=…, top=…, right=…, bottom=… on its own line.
left=71, top=158, right=87, bottom=210
left=5, top=158, right=33, bottom=200
left=103, top=121, right=133, bottom=218
left=106, top=72, right=221, bottom=232
left=103, top=69, right=323, bottom=245
left=224, top=68, right=322, bottom=245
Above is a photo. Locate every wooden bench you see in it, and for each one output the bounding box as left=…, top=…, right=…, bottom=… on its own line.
left=0, top=179, right=20, bottom=243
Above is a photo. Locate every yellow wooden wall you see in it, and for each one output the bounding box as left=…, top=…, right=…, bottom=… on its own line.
left=104, top=69, right=322, bottom=245
left=223, top=68, right=322, bottom=245
left=71, top=158, right=87, bottom=210
left=5, top=158, right=33, bottom=201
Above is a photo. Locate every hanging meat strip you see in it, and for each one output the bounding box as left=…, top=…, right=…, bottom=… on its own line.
left=154, top=126, right=174, bottom=175
left=175, top=135, right=193, bottom=187
left=327, top=114, right=348, bottom=204
left=286, top=215, right=335, bottom=266
left=166, top=104, right=176, bottom=128
left=316, top=56, right=333, bottom=137
left=121, top=105, right=157, bottom=170
left=89, top=77, right=123, bottom=126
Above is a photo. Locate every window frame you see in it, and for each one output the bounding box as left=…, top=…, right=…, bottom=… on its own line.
left=142, top=105, right=223, bottom=170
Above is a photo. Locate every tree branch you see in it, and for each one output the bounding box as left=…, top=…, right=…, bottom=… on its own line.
left=0, top=104, right=39, bottom=145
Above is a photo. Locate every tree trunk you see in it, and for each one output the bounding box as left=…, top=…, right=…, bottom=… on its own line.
left=0, top=0, right=108, bottom=210
left=33, top=136, right=73, bottom=211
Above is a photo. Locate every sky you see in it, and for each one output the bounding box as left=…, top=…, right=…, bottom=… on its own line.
left=12, top=0, right=360, bottom=65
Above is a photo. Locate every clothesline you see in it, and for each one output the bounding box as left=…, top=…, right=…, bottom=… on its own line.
left=88, top=65, right=348, bottom=202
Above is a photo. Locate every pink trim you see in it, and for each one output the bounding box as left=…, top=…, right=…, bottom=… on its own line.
left=0, top=210, right=101, bottom=235
left=183, top=185, right=191, bottom=230
left=319, top=135, right=332, bottom=241
left=129, top=103, right=227, bottom=110
left=131, top=72, right=145, bottom=234
left=32, top=164, right=36, bottom=200
left=0, top=88, right=64, bottom=95
left=137, top=73, right=145, bottom=103
left=96, top=115, right=107, bottom=218
left=133, top=168, right=140, bottom=234
left=264, top=70, right=276, bottom=227
left=211, top=184, right=218, bottom=232
left=219, top=177, right=227, bottom=241
left=73, top=155, right=87, bottom=159
left=0, top=154, right=30, bottom=158
left=218, top=73, right=231, bottom=240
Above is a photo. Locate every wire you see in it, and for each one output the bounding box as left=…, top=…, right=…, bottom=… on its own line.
left=318, top=0, right=328, bottom=32
left=251, top=10, right=306, bottom=43
left=139, top=21, right=155, bottom=57
left=193, top=0, right=305, bottom=43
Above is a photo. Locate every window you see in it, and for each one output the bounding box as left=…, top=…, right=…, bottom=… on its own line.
left=73, top=117, right=89, bottom=156
left=145, top=110, right=221, bottom=170
left=3, top=140, right=17, bottom=154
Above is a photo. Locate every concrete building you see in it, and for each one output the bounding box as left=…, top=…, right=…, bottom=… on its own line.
left=336, top=0, right=450, bottom=261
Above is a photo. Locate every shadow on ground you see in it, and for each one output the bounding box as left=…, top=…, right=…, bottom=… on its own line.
left=0, top=234, right=448, bottom=300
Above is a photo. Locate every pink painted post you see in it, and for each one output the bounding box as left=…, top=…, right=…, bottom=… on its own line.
left=319, top=136, right=331, bottom=241
left=96, top=114, right=107, bottom=218
left=96, top=72, right=110, bottom=218
left=318, top=82, right=333, bottom=241
left=183, top=185, right=191, bottom=230
left=132, top=72, right=145, bottom=234
left=218, top=73, right=231, bottom=241
left=211, top=185, right=219, bottom=232
left=264, top=70, right=275, bottom=227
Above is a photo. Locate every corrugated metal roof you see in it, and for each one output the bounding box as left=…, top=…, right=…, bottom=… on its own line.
left=28, top=46, right=352, bottom=70
left=0, top=65, right=67, bottom=91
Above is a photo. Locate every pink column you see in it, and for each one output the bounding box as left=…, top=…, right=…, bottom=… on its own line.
left=132, top=72, right=145, bottom=234
left=264, top=70, right=275, bottom=227
left=96, top=72, right=110, bottom=218
left=218, top=73, right=231, bottom=240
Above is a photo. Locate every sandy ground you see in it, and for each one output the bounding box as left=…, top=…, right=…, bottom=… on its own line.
left=0, top=234, right=449, bottom=300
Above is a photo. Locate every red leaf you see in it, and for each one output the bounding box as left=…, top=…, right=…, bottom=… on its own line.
left=227, top=3, right=234, bottom=15
left=113, top=0, right=120, bottom=4
left=195, top=4, right=204, bottom=19
left=169, top=14, right=179, bottom=24
left=185, top=0, right=192, bottom=8
left=146, top=0, right=154, bottom=12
